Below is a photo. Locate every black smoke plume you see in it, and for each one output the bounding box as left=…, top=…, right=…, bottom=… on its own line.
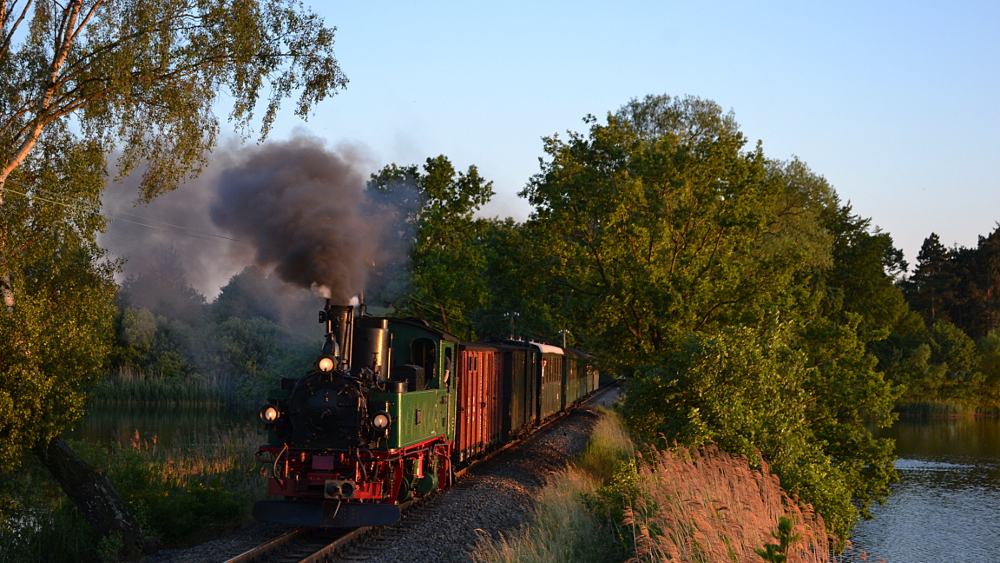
left=210, top=137, right=381, bottom=302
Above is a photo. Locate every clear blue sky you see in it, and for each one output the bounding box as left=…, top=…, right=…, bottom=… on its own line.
left=257, top=0, right=998, bottom=270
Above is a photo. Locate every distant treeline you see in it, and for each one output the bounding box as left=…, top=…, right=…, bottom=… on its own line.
left=888, top=228, right=1000, bottom=412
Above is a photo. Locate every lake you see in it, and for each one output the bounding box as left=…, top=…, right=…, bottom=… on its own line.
left=851, top=417, right=1000, bottom=562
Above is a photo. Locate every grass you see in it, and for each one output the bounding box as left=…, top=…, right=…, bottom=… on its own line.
left=615, top=445, right=831, bottom=563
left=472, top=470, right=623, bottom=563
left=472, top=410, right=633, bottom=563
left=0, top=425, right=268, bottom=563
left=474, top=409, right=838, bottom=563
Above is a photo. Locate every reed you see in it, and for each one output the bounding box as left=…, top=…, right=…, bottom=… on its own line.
left=895, top=400, right=977, bottom=417
left=619, top=445, right=831, bottom=563
left=89, top=366, right=267, bottom=407
left=475, top=410, right=840, bottom=563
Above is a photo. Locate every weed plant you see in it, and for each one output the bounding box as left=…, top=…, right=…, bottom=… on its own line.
left=0, top=425, right=267, bottom=563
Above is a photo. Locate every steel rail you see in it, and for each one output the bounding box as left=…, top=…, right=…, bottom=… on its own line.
left=221, top=382, right=617, bottom=563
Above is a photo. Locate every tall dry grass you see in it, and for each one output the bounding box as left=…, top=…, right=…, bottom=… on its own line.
left=472, top=469, right=621, bottom=563
left=120, top=424, right=268, bottom=501
left=578, top=408, right=636, bottom=484
left=622, top=445, right=831, bottom=563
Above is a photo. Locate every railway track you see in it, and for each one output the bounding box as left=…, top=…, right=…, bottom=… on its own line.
left=223, top=383, right=618, bottom=563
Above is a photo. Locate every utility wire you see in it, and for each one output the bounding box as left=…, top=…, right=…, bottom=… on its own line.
left=3, top=180, right=252, bottom=247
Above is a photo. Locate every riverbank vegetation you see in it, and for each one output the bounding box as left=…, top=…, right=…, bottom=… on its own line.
left=474, top=410, right=835, bottom=563
left=96, top=263, right=323, bottom=407
left=0, top=426, right=266, bottom=563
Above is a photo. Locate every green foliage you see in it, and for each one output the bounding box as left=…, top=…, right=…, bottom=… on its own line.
left=621, top=324, right=897, bottom=540
left=0, top=427, right=264, bottom=562
left=0, top=130, right=117, bottom=474
left=520, top=95, right=834, bottom=371
left=142, top=482, right=244, bottom=546
left=755, top=517, right=801, bottom=563
left=102, top=265, right=322, bottom=407
left=902, top=226, right=1000, bottom=341
left=367, top=156, right=495, bottom=339
left=577, top=409, right=635, bottom=484
left=0, top=0, right=346, bottom=200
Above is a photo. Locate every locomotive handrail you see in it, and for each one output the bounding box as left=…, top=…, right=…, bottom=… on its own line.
left=272, top=444, right=289, bottom=480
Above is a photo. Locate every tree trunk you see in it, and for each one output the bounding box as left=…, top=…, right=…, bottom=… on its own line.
left=33, top=435, right=149, bottom=558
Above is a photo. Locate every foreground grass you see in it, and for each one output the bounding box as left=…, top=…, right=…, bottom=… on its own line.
left=0, top=425, right=267, bottom=563
left=474, top=409, right=835, bottom=563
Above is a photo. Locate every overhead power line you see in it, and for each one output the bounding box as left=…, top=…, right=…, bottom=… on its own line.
left=3, top=180, right=252, bottom=247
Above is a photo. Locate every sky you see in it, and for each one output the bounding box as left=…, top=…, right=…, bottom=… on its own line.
left=105, top=0, right=1000, bottom=294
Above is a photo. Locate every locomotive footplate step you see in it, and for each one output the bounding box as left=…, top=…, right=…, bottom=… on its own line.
left=253, top=500, right=401, bottom=527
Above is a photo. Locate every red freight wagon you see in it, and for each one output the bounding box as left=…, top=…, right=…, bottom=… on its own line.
left=455, top=344, right=503, bottom=461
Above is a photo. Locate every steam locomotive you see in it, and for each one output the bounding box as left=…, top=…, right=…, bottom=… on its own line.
left=251, top=300, right=599, bottom=528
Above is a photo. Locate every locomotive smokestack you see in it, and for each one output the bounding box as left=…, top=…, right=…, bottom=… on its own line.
left=323, top=299, right=354, bottom=370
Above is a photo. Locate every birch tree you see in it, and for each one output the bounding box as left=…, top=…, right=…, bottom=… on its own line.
left=0, top=0, right=345, bottom=556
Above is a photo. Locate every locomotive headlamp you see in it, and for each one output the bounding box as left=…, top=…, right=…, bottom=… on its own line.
left=317, top=355, right=336, bottom=372
left=259, top=405, right=280, bottom=424
left=372, top=411, right=391, bottom=430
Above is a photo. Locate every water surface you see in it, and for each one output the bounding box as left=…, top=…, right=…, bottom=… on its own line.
left=851, top=417, right=1000, bottom=562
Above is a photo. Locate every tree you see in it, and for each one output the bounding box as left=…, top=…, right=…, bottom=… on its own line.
left=1, top=1, right=345, bottom=555
left=621, top=323, right=897, bottom=541
left=903, top=233, right=956, bottom=325
left=521, top=95, right=833, bottom=370
left=367, top=156, right=494, bottom=339
left=528, top=95, right=901, bottom=540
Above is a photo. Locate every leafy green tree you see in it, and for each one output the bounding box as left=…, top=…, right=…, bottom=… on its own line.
left=978, top=329, right=1000, bottom=410
left=0, top=128, right=131, bottom=546
left=1, top=1, right=345, bottom=555
left=529, top=95, right=901, bottom=540
left=367, top=156, right=494, bottom=339
left=521, top=95, right=833, bottom=371
left=956, top=227, right=1000, bottom=339
left=623, top=322, right=898, bottom=541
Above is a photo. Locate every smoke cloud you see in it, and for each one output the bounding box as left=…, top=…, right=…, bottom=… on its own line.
left=210, top=137, right=382, bottom=302
left=99, top=143, right=254, bottom=298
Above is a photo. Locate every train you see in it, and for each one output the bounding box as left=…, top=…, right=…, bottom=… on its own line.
left=251, top=300, right=601, bottom=528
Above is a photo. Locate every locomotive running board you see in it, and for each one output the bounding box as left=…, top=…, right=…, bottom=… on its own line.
left=253, top=500, right=401, bottom=528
